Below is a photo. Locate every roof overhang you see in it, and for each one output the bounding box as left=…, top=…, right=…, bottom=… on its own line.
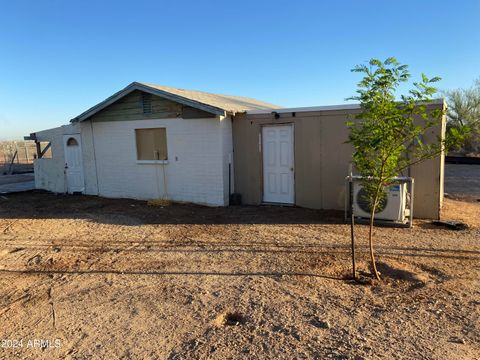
left=70, top=82, right=226, bottom=123
left=247, top=104, right=361, bottom=115
left=246, top=98, right=445, bottom=115
left=24, top=133, right=37, bottom=141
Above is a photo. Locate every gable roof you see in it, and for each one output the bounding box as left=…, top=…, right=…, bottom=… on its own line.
left=71, top=82, right=281, bottom=122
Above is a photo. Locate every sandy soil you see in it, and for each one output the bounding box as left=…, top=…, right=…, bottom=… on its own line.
left=0, top=192, right=479, bottom=359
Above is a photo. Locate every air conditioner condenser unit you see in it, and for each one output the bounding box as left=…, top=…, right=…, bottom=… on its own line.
left=353, top=182, right=410, bottom=222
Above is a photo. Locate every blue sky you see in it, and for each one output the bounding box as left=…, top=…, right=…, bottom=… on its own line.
left=0, top=0, right=479, bottom=139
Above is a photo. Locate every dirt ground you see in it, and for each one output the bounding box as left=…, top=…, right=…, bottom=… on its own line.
left=445, top=163, right=480, bottom=200
left=0, top=192, right=479, bottom=359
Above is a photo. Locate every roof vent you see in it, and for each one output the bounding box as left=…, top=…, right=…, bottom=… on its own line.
left=142, top=93, right=152, bottom=114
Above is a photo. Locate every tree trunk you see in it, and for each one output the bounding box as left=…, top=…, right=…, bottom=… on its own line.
left=350, top=181, right=356, bottom=280
left=369, top=199, right=381, bottom=280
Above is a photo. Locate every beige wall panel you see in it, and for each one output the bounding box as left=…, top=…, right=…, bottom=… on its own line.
left=292, top=116, right=323, bottom=209
left=232, top=114, right=263, bottom=205
left=233, top=104, right=445, bottom=219
left=318, top=114, right=355, bottom=210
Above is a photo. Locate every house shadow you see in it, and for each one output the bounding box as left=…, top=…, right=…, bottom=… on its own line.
left=2, top=192, right=479, bottom=261
left=0, top=191, right=347, bottom=226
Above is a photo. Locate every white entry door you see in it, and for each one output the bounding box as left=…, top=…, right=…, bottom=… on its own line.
left=262, top=124, right=294, bottom=204
left=63, top=134, right=85, bottom=193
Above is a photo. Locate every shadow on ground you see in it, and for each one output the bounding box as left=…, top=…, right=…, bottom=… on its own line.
left=0, top=191, right=345, bottom=225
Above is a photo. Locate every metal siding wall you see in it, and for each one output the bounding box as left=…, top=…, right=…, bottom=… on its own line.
left=233, top=104, right=444, bottom=219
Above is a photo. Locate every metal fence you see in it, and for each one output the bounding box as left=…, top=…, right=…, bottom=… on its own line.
left=0, top=140, right=36, bottom=174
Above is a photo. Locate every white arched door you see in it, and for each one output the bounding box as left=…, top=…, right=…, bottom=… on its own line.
left=63, top=134, right=85, bottom=193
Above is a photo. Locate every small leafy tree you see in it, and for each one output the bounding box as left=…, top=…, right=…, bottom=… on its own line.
left=347, top=57, right=467, bottom=280
left=444, top=78, right=480, bottom=153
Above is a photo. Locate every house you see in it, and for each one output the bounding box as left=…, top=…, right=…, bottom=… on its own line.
left=27, top=82, right=446, bottom=219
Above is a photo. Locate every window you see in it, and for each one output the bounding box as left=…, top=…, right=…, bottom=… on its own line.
left=135, top=128, right=168, bottom=161
left=66, top=138, right=78, bottom=146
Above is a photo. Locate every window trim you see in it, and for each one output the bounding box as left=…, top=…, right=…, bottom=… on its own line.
left=136, top=160, right=169, bottom=165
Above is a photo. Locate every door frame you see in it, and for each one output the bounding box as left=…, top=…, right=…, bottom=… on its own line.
left=63, top=133, right=85, bottom=194
left=260, top=123, right=295, bottom=205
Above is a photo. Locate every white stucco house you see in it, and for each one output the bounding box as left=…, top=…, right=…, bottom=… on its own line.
left=28, top=82, right=279, bottom=206
left=28, top=82, right=446, bottom=219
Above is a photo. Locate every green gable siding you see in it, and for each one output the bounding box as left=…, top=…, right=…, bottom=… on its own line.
left=89, top=90, right=216, bottom=122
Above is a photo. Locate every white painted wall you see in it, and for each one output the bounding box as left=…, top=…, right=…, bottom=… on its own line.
left=34, top=124, right=73, bottom=193
left=34, top=158, right=65, bottom=193
left=33, top=123, right=98, bottom=195
left=33, top=116, right=232, bottom=206
left=91, top=116, right=230, bottom=206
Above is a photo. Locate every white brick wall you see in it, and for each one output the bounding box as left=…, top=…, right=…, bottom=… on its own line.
left=33, top=116, right=231, bottom=206
left=91, top=117, right=229, bottom=206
